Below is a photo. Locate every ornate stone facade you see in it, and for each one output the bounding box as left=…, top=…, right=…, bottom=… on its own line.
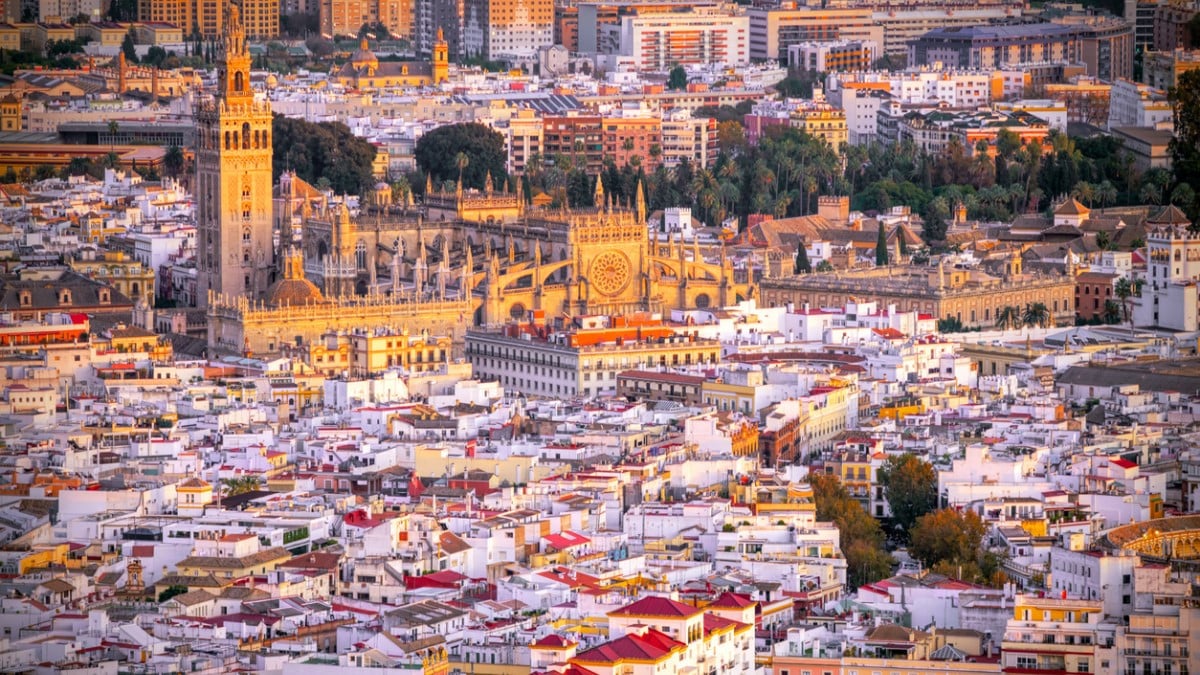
left=195, top=4, right=275, bottom=308
left=207, top=174, right=753, bottom=357
left=760, top=253, right=1076, bottom=330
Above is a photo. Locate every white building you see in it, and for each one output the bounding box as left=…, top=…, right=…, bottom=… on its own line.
left=462, top=0, right=554, bottom=60
left=613, top=6, right=750, bottom=69
left=1107, top=78, right=1173, bottom=130
left=1132, top=207, right=1200, bottom=331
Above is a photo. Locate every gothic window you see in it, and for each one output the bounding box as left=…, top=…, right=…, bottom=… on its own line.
left=242, top=123, right=250, bottom=150
left=225, top=131, right=231, bottom=150
left=243, top=227, right=251, bottom=242
left=243, top=203, right=252, bottom=220
left=355, top=241, right=367, bottom=270
left=242, top=178, right=251, bottom=199
left=234, top=71, right=244, bottom=93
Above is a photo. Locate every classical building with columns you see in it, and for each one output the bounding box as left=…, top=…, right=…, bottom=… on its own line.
left=759, top=251, right=1076, bottom=330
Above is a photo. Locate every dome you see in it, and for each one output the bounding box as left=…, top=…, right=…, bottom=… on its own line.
left=266, top=277, right=324, bottom=307
left=351, top=38, right=379, bottom=71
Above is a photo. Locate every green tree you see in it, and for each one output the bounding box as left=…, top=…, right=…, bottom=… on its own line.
left=414, top=123, right=508, bottom=192
left=163, top=145, right=184, bottom=179
left=157, top=585, right=187, bottom=602
left=1114, top=277, right=1136, bottom=323
left=667, top=65, right=688, bottom=91
left=875, top=222, right=889, bottom=266
left=1023, top=302, right=1050, bottom=328
left=810, top=474, right=893, bottom=588
left=121, top=30, right=138, bottom=64
left=272, top=115, right=377, bottom=195
left=877, top=453, right=938, bottom=541
left=221, top=476, right=261, bottom=496
left=908, top=508, right=988, bottom=580
left=1103, top=300, right=1122, bottom=324
left=1169, top=70, right=1200, bottom=219
left=815, top=260, right=834, bottom=272
left=795, top=240, right=811, bottom=274
left=995, top=305, right=1021, bottom=330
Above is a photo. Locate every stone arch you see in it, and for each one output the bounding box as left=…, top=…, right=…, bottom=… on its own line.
left=317, top=239, right=329, bottom=260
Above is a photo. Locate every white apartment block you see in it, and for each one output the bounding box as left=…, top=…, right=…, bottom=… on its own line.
left=1108, top=78, right=1174, bottom=129
left=462, top=0, right=553, bottom=60
left=614, top=7, right=749, bottom=69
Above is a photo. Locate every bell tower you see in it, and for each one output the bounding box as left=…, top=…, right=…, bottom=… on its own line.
left=433, top=27, right=449, bottom=84
left=195, top=2, right=275, bottom=308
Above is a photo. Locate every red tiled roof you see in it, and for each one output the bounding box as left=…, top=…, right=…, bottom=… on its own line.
left=706, top=592, right=755, bottom=609
left=609, top=596, right=704, bottom=619
left=1109, top=458, right=1136, bottom=469
left=532, top=634, right=577, bottom=648
left=573, top=629, right=683, bottom=665
left=544, top=531, right=591, bottom=550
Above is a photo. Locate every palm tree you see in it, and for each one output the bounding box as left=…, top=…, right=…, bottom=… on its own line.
left=221, top=476, right=261, bottom=496
left=1023, top=302, right=1050, bottom=328
left=1072, top=181, right=1095, bottom=207
left=1103, top=300, right=1122, bottom=324
left=1114, top=277, right=1135, bottom=323
left=455, top=152, right=469, bottom=186
left=1097, top=180, right=1118, bottom=209
left=995, top=305, right=1020, bottom=330
left=163, top=145, right=184, bottom=179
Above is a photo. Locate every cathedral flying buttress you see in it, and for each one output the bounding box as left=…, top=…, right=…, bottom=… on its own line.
left=209, top=160, right=754, bottom=357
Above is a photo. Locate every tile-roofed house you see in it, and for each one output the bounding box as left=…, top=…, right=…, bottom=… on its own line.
left=0, top=269, right=133, bottom=318
left=572, top=628, right=686, bottom=669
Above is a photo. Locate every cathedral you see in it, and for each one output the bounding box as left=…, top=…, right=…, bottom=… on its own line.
left=202, top=4, right=753, bottom=357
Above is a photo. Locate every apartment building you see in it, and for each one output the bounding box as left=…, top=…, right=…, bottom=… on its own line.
left=500, top=108, right=543, bottom=175
left=788, top=39, right=878, bottom=72
left=320, top=0, right=417, bottom=40
left=788, top=102, right=848, bottom=150
left=1001, top=594, right=1103, bottom=674
left=138, top=0, right=278, bottom=38
left=601, top=113, right=661, bottom=169
left=660, top=109, right=717, bottom=168
left=1108, top=78, right=1172, bottom=129
left=612, top=6, right=749, bottom=69
left=541, top=113, right=604, bottom=172
left=1142, top=48, right=1200, bottom=89
left=909, top=23, right=1082, bottom=72
left=462, top=0, right=553, bottom=60
left=1153, top=0, right=1200, bottom=50
left=466, top=320, right=721, bottom=399
left=748, top=5, right=883, bottom=62
left=577, top=0, right=721, bottom=53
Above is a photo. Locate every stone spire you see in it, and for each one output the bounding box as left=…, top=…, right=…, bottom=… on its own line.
left=485, top=170, right=493, bottom=194
left=635, top=179, right=646, bottom=226
left=462, top=241, right=474, bottom=292
left=593, top=174, right=604, bottom=209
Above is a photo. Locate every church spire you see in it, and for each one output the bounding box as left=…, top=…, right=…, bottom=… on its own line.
left=593, top=174, right=604, bottom=209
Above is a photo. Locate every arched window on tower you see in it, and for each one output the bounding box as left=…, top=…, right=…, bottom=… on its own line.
left=242, top=123, right=250, bottom=150
left=355, top=241, right=367, bottom=271
left=234, top=71, right=244, bottom=93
